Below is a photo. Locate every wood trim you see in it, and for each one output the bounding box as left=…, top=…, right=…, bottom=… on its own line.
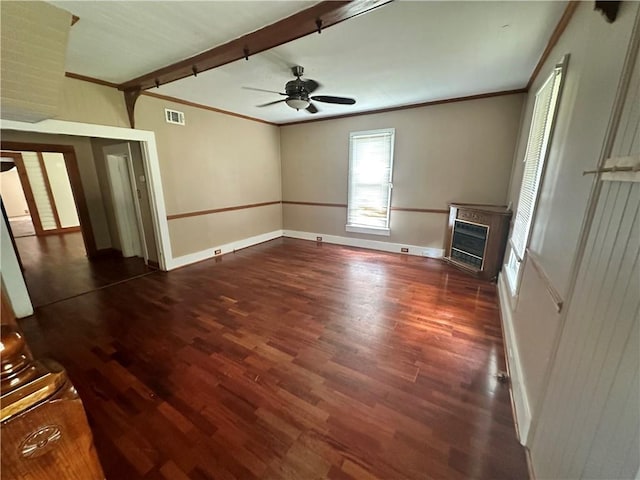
left=62, top=148, right=98, bottom=258
left=1, top=142, right=98, bottom=258
left=118, top=1, right=393, bottom=92
left=2, top=143, right=75, bottom=155
left=281, top=89, right=527, bottom=126
left=167, top=200, right=281, bottom=221
left=36, top=152, right=62, bottom=229
left=282, top=200, right=347, bottom=208
left=63, top=73, right=275, bottom=127
left=147, top=260, right=160, bottom=269
left=526, top=248, right=563, bottom=313
left=526, top=2, right=579, bottom=90
left=391, top=207, right=449, bottom=214
left=141, top=91, right=277, bottom=126
left=3, top=151, right=46, bottom=236
left=125, top=88, right=142, bottom=129
left=65, top=72, right=120, bottom=89
left=65, top=71, right=525, bottom=128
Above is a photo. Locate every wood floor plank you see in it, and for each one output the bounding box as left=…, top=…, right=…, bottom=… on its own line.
left=19, top=238, right=528, bottom=479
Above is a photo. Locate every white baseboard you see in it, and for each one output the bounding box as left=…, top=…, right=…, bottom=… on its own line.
left=283, top=229, right=444, bottom=258
left=165, top=228, right=444, bottom=271
left=498, top=271, right=532, bottom=446
left=166, top=229, right=284, bottom=270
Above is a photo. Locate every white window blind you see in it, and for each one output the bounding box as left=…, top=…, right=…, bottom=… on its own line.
left=511, top=65, right=564, bottom=260
left=347, top=129, right=395, bottom=234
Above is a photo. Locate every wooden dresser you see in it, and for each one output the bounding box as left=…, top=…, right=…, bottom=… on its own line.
left=444, top=203, right=512, bottom=281
left=1, top=295, right=104, bottom=480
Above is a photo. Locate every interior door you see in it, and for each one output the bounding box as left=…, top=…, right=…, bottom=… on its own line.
left=103, top=144, right=145, bottom=259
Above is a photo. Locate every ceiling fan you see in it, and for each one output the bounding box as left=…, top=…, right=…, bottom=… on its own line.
left=244, top=66, right=356, bottom=114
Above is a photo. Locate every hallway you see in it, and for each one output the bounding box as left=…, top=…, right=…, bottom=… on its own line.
left=16, top=231, right=153, bottom=307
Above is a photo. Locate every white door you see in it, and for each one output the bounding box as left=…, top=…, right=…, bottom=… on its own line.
left=103, top=143, right=146, bottom=259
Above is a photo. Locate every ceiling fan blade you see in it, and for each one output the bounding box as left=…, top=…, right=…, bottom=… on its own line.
left=311, top=95, right=356, bottom=105
left=256, top=99, right=287, bottom=107
left=302, top=79, right=320, bottom=94
left=306, top=103, right=318, bottom=114
left=243, top=86, right=287, bottom=95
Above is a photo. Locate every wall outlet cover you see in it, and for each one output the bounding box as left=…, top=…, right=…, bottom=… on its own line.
left=316, top=237, right=323, bottom=242
left=401, top=247, right=409, bottom=253
left=214, top=249, right=221, bottom=255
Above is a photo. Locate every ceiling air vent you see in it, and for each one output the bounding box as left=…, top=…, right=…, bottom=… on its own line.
left=165, top=108, right=185, bottom=125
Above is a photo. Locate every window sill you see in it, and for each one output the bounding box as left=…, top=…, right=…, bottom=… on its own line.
left=345, top=225, right=390, bottom=236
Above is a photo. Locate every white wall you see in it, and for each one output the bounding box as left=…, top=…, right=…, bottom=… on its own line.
left=0, top=167, right=29, bottom=217
left=0, top=211, right=33, bottom=317
left=498, top=1, right=640, bottom=476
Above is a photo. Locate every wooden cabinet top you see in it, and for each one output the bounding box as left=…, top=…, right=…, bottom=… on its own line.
left=449, top=203, right=511, bottom=216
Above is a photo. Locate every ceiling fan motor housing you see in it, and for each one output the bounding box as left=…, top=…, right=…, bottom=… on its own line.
left=285, top=79, right=309, bottom=100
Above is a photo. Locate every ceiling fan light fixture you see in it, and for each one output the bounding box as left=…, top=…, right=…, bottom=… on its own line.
left=285, top=96, right=309, bottom=110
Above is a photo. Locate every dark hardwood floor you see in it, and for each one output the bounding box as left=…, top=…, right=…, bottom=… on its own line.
left=16, top=231, right=152, bottom=307
left=19, top=238, right=528, bottom=479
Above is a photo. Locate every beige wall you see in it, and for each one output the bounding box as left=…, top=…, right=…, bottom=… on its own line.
left=0, top=168, right=29, bottom=217
left=280, top=94, right=524, bottom=249
left=3, top=77, right=284, bottom=260
left=90, top=138, right=121, bottom=251
left=57, top=76, right=129, bottom=128
left=1, top=130, right=112, bottom=249
left=135, top=95, right=282, bottom=258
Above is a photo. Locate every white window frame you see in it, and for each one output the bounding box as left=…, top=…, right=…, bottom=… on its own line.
left=346, top=128, right=395, bottom=236
left=505, top=55, right=568, bottom=295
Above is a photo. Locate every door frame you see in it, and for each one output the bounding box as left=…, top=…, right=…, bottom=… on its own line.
left=0, top=118, right=170, bottom=269
left=1, top=118, right=172, bottom=317
left=1, top=141, right=98, bottom=257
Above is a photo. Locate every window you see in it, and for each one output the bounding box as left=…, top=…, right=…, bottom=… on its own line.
left=346, top=128, right=395, bottom=236
left=505, top=57, right=566, bottom=294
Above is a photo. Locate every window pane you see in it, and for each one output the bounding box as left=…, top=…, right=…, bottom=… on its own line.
left=347, top=129, right=395, bottom=229
left=507, top=58, right=565, bottom=293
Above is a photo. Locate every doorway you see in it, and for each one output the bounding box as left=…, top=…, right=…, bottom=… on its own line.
left=0, top=152, right=36, bottom=238
left=0, top=140, right=154, bottom=308
left=103, top=143, right=146, bottom=259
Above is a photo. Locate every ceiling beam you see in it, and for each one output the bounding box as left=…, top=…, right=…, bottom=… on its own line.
left=118, top=0, right=393, bottom=93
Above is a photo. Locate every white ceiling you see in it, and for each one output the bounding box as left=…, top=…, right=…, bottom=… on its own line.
left=50, top=1, right=315, bottom=82
left=50, top=1, right=567, bottom=124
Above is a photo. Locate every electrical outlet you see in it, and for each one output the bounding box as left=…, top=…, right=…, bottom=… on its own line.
left=316, top=236, right=323, bottom=242
left=214, top=249, right=221, bottom=255
left=401, top=247, right=409, bottom=253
